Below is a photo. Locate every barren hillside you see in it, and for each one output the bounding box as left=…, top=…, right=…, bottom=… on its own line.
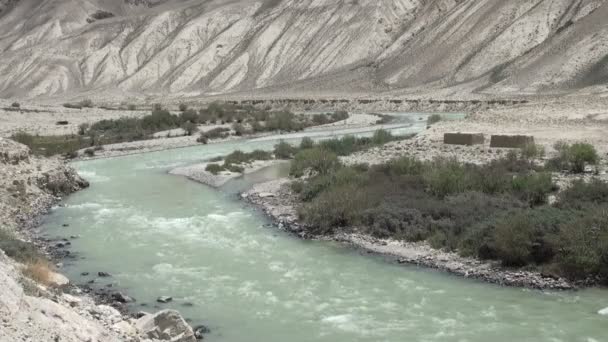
left=0, top=0, right=607, bottom=99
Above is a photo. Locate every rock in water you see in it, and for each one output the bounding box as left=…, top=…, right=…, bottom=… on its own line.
left=157, top=296, right=173, bottom=303
left=111, top=292, right=135, bottom=303
left=193, top=325, right=209, bottom=340
left=135, top=309, right=196, bottom=342
left=599, top=307, right=608, bottom=316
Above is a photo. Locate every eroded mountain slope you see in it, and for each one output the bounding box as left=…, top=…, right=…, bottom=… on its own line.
left=0, top=0, right=606, bottom=98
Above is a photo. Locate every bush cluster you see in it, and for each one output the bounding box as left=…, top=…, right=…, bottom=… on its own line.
left=547, top=141, right=598, bottom=173
left=292, top=148, right=608, bottom=283
left=205, top=150, right=273, bottom=175
left=427, top=114, right=442, bottom=125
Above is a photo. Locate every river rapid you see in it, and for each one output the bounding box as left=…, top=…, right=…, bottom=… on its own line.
left=41, top=116, right=607, bottom=342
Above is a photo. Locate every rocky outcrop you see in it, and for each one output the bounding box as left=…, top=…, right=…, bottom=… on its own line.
left=0, top=138, right=198, bottom=341
left=0, top=250, right=130, bottom=341
left=135, top=310, right=197, bottom=342
left=36, top=167, right=89, bottom=197
left=0, top=137, right=88, bottom=230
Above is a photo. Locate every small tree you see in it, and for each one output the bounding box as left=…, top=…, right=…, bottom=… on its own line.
left=551, top=141, right=598, bottom=173
left=78, top=123, right=89, bottom=135
left=11, top=102, right=20, bottom=108
left=274, top=141, right=296, bottom=159
left=427, top=114, right=442, bottom=125
left=569, top=143, right=598, bottom=173
left=79, top=99, right=93, bottom=108
left=299, top=137, right=315, bottom=149
left=181, top=122, right=198, bottom=136
left=179, top=103, right=188, bottom=112
left=520, top=143, right=545, bottom=161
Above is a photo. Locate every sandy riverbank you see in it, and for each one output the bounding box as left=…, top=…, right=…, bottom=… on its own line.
left=170, top=159, right=290, bottom=188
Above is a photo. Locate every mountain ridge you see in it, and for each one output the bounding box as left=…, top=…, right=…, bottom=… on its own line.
left=0, top=0, right=607, bottom=99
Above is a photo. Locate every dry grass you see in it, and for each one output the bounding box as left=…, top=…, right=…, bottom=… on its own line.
left=22, top=259, right=55, bottom=286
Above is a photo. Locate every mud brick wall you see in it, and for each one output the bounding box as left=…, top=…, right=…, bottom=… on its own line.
left=490, top=135, right=534, bottom=148
left=443, top=133, right=485, bottom=146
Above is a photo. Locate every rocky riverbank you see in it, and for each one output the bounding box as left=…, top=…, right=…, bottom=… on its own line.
left=241, top=176, right=575, bottom=291
left=0, top=137, right=200, bottom=342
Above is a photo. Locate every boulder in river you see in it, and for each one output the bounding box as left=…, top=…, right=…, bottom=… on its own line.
left=157, top=296, right=173, bottom=303
left=98, top=271, right=111, bottom=277
left=111, top=292, right=135, bottom=303
left=193, top=325, right=210, bottom=340
left=136, top=309, right=196, bottom=342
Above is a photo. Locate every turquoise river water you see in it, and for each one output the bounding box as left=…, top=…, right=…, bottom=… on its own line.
left=41, top=117, right=607, bottom=342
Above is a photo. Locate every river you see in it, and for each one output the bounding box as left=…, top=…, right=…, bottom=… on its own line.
left=41, top=116, right=607, bottom=342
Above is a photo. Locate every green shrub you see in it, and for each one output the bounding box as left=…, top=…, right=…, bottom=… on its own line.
left=510, top=172, right=554, bottom=206
left=222, top=150, right=271, bottom=167
left=179, top=103, right=188, bottom=112
left=63, top=103, right=82, bottom=109
left=202, top=127, right=230, bottom=139
left=179, top=109, right=199, bottom=124
left=11, top=102, right=20, bottom=108
left=197, top=134, right=208, bottom=144
left=91, top=10, right=114, bottom=20
left=424, top=158, right=468, bottom=197
left=10, top=131, right=34, bottom=146
left=375, top=156, right=426, bottom=176
left=232, top=123, right=247, bottom=136
left=205, top=163, right=224, bottom=175
left=568, top=143, right=598, bottom=173
left=558, top=179, right=608, bottom=209
left=0, top=229, right=43, bottom=263
left=290, top=148, right=340, bottom=177
left=181, top=122, right=198, bottom=136
left=80, top=99, right=93, bottom=108
left=556, top=208, right=608, bottom=281
left=299, top=185, right=369, bottom=235
left=273, top=141, right=296, bottom=159
left=371, top=129, right=394, bottom=145
left=249, top=150, right=272, bottom=161
left=548, top=141, right=598, bottom=173
left=297, top=166, right=368, bottom=202
left=78, top=123, right=89, bottom=135
left=427, top=114, right=442, bottom=125
left=520, top=143, right=545, bottom=160
left=224, top=150, right=248, bottom=165
left=312, top=114, right=330, bottom=125
left=226, top=164, right=245, bottom=173
left=331, top=110, right=349, bottom=121
left=319, top=135, right=358, bottom=156
left=493, top=213, right=536, bottom=266
left=299, top=137, right=315, bottom=149
left=127, top=104, right=137, bottom=111
left=84, top=148, right=95, bottom=157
